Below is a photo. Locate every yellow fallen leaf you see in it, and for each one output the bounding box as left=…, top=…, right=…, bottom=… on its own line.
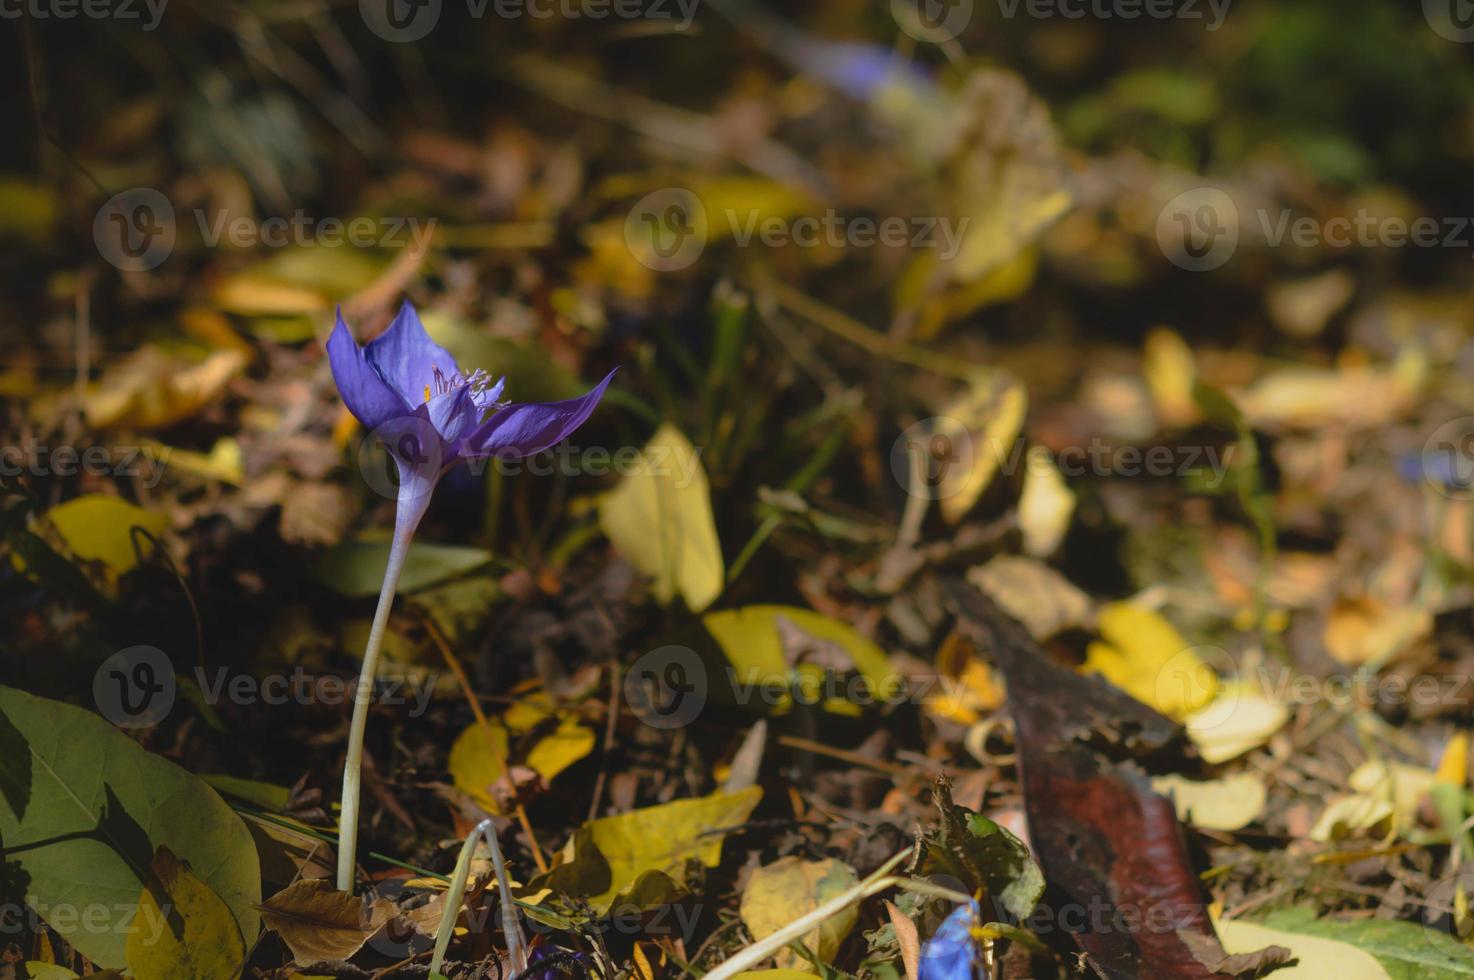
left=739, top=857, right=860, bottom=971
left=1142, top=327, right=1199, bottom=428
left=1081, top=602, right=1217, bottom=720
left=702, top=605, right=897, bottom=717
left=934, top=372, right=1028, bottom=525
left=39, top=494, right=168, bottom=578
left=1437, top=733, right=1468, bottom=787
left=900, top=247, right=1040, bottom=341
left=84, top=346, right=248, bottom=430
left=599, top=424, right=723, bottom=612
left=534, top=787, right=763, bottom=914
left=141, top=438, right=244, bottom=485
left=1324, top=597, right=1431, bottom=668
left=1152, top=773, right=1266, bottom=831
left=1236, top=350, right=1424, bottom=430
left=448, top=701, right=595, bottom=814
left=1213, top=916, right=1390, bottom=979
left=926, top=629, right=1005, bottom=726
left=1309, top=794, right=1396, bottom=843
left=966, top=555, right=1092, bottom=640
left=1017, top=447, right=1075, bottom=558
left=20, top=966, right=79, bottom=980
left=126, top=848, right=245, bottom=980
left=1347, top=760, right=1435, bottom=832
left=1184, top=684, right=1289, bottom=764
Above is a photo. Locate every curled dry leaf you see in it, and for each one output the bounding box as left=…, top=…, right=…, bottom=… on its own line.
left=258, top=878, right=396, bottom=966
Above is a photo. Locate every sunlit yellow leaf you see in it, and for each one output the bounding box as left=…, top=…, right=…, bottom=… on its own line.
left=84, top=347, right=248, bottom=430
left=1081, top=602, right=1217, bottom=720
left=1214, top=916, right=1390, bottom=979
left=448, top=700, right=595, bottom=814
left=1184, top=684, right=1289, bottom=764
left=40, top=494, right=168, bottom=578
left=599, top=424, right=723, bottom=612
left=703, top=605, right=897, bottom=717
left=934, top=373, right=1028, bottom=525
left=1152, top=773, right=1266, bottom=831
left=1309, top=794, right=1396, bottom=843
left=126, top=849, right=245, bottom=980
left=966, top=555, right=1091, bottom=640
left=532, top=787, right=762, bottom=915
left=1017, top=447, right=1075, bottom=558
left=1142, top=327, right=1199, bottom=428
left=739, top=857, right=860, bottom=971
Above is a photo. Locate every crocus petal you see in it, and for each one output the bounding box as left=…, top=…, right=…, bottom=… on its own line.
left=327, top=310, right=411, bottom=430
left=423, top=385, right=480, bottom=445
left=461, top=369, right=615, bottom=459
left=918, top=902, right=983, bottom=980
left=364, top=300, right=462, bottom=407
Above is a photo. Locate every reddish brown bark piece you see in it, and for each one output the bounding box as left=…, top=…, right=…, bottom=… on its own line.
left=944, top=579, right=1234, bottom=979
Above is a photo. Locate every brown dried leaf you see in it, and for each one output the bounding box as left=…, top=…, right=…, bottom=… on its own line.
left=258, top=878, right=395, bottom=966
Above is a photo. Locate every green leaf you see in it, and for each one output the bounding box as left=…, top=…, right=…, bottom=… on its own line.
left=0, top=686, right=261, bottom=969
left=312, top=540, right=493, bottom=597
left=924, top=779, right=1044, bottom=921
left=1255, top=907, right=1474, bottom=979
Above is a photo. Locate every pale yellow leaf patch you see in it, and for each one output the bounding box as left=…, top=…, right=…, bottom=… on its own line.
left=1152, top=772, right=1266, bottom=831
left=1081, top=602, right=1217, bottom=720
left=1213, top=917, right=1390, bottom=979
left=599, top=424, right=723, bottom=612
left=1017, top=447, right=1075, bottom=558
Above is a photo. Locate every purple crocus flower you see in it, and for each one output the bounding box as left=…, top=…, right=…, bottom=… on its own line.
left=326, top=300, right=612, bottom=893
left=327, top=300, right=614, bottom=514
left=919, top=901, right=987, bottom=980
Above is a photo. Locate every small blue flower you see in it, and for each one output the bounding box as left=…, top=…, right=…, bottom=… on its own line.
left=918, top=901, right=986, bottom=980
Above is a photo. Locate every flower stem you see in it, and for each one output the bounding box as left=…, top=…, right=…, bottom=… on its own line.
left=337, top=484, right=429, bottom=893
left=428, top=818, right=527, bottom=978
